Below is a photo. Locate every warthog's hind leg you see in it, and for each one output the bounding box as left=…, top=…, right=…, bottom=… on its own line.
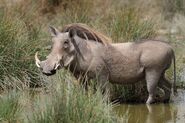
left=158, top=77, right=172, bottom=103
left=145, top=69, right=162, bottom=104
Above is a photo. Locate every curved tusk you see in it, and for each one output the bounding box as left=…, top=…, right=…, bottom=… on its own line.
left=54, top=64, right=61, bottom=70
left=35, top=52, right=41, bottom=68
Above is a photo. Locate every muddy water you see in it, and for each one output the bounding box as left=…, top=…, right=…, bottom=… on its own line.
left=114, top=89, right=185, bottom=123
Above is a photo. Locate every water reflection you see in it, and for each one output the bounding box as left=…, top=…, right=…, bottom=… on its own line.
left=115, top=103, right=182, bottom=123
left=114, top=90, right=185, bottom=123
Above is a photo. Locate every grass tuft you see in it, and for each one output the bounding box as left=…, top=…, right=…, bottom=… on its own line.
left=28, top=71, right=119, bottom=123
left=0, top=90, right=21, bottom=122
left=106, top=8, right=156, bottom=42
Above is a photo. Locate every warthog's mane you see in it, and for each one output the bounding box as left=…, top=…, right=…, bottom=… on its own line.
left=61, top=23, right=111, bottom=45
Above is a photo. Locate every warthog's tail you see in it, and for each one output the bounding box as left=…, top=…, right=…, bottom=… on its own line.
left=172, top=51, right=177, bottom=96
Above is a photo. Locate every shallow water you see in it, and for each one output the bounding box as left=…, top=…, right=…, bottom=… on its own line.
left=114, top=89, right=185, bottom=123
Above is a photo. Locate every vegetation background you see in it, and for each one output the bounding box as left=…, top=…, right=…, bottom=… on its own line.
left=0, top=0, right=185, bottom=122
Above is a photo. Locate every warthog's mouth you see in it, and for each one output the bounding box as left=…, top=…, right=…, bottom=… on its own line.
left=42, top=69, right=56, bottom=76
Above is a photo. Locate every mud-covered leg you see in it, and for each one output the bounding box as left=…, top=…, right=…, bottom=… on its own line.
left=97, top=74, right=110, bottom=98
left=77, top=74, right=89, bottom=91
left=159, top=77, right=172, bottom=103
left=145, top=69, right=161, bottom=104
left=82, top=75, right=89, bottom=91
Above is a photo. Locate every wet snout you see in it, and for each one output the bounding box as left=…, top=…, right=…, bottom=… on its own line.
left=40, top=61, right=58, bottom=76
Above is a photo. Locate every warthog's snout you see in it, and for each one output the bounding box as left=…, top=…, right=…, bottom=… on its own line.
left=35, top=52, right=60, bottom=76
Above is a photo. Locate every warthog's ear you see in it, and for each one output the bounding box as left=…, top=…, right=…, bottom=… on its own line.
left=69, top=28, right=76, bottom=38
left=49, top=26, right=60, bottom=36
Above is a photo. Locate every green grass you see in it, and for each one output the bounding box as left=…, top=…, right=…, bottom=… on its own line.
left=1, top=72, right=121, bottom=123
left=0, top=90, right=21, bottom=122
left=0, top=17, right=38, bottom=83
left=27, top=71, right=119, bottom=123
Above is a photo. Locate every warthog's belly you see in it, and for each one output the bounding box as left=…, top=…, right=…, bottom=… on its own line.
left=109, top=66, right=145, bottom=84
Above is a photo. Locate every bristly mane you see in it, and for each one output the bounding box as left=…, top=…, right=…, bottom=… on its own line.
left=61, top=23, right=111, bottom=45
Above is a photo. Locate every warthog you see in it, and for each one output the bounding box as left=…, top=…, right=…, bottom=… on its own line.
left=35, top=23, right=176, bottom=104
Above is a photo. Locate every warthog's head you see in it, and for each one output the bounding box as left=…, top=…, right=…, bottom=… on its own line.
left=35, top=26, right=77, bottom=76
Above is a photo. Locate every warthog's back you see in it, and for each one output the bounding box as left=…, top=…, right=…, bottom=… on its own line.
left=135, top=40, right=174, bottom=69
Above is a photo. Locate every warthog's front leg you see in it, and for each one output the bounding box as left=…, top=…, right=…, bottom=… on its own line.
left=97, top=74, right=110, bottom=99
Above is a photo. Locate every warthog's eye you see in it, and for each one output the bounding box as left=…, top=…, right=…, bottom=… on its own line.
left=63, top=40, right=69, bottom=49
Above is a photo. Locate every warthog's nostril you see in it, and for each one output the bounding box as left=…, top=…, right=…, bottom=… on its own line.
left=40, top=67, right=43, bottom=71
left=50, top=69, right=56, bottom=74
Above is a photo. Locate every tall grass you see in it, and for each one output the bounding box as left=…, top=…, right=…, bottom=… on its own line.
left=27, top=72, right=119, bottom=123
left=0, top=3, right=48, bottom=86
left=1, top=72, right=121, bottom=123
left=0, top=90, right=21, bottom=122
left=0, top=17, right=40, bottom=85
left=106, top=8, right=156, bottom=42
